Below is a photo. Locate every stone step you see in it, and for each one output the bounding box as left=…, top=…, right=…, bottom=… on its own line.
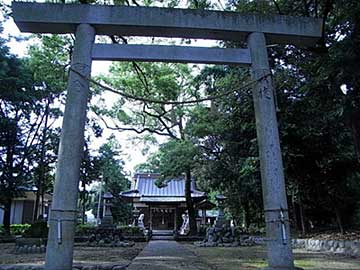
left=151, top=235, right=175, bottom=241
left=152, top=230, right=173, bottom=236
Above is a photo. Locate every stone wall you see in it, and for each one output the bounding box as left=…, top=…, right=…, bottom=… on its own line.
left=0, top=263, right=128, bottom=270
left=15, top=238, right=47, bottom=254
left=292, top=238, right=360, bottom=257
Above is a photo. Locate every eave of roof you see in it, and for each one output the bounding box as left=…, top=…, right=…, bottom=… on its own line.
left=140, top=197, right=186, bottom=202
left=120, top=174, right=207, bottom=203
left=195, top=199, right=216, bottom=210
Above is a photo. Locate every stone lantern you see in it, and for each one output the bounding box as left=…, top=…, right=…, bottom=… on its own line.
left=132, top=207, right=140, bottom=227
left=100, top=192, right=114, bottom=228
left=214, top=194, right=227, bottom=228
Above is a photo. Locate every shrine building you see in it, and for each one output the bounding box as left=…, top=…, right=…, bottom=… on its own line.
left=120, top=173, right=215, bottom=231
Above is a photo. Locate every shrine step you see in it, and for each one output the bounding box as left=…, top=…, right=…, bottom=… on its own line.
left=151, top=235, right=175, bottom=241
left=151, top=230, right=174, bottom=240
left=152, top=230, right=173, bottom=235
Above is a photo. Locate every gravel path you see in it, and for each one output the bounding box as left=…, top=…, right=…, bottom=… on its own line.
left=126, top=240, right=214, bottom=270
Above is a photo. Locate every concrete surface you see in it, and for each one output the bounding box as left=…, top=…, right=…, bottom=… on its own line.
left=44, top=24, right=95, bottom=270
left=248, top=32, right=294, bottom=269
left=92, top=44, right=252, bottom=65
left=126, top=240, right=213, bottom=270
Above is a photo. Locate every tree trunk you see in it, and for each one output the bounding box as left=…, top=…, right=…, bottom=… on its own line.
left=291, top=193, right=299, bottom=231
left=243, top=200, right=251, bottom=229
left=33, top=187, right=41, bottom=221
left=3, top=199, right=12, bottom=234
left=335, top=207, right=345, bottom=235
left=34, top=100, right=50, bottom=221
left=41, top=191, right=45, bottom=217
left=81, top=180, right=86, bottom=225
left=185, top=168, right=197, bottom=235
left=299, top=201, right=306, bottom=234
left=82, top=195, right=86, bottom=225
left=350, top=109, right=360, bottom=163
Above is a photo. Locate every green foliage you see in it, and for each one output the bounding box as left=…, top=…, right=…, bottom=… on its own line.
left=78, top=138, right=102, bottom=224
left=23, top=221, right=48, bottom=238
left=96, top=62, right=196, bottom=144
left=155, top=139, right=200, bottom=181
left=27, top=34, right=71, bottom=96
left=191, top=0, right=360, bottom=232
left=352, top=205, right=360, bottom=228
left=0, top=35, right=40, bottom=232
left=198, top=224, right=211, bottom=236
left=33, top=0, right=360, bottom=234
left=95, top=135, right=132, bottom=224
left=189, top=64, right=264, bottom=228
left=0, top=25, right=67, bottom=230
left=117, top=225, right=142, bottom=235
left=75, top=223, right=96, bottom=234
left=10, top=224, right=31, bottom=235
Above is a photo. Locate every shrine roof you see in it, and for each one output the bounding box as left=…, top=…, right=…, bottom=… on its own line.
left=140, top=197, right=186, bottom=203
left=120, top=173, right=206, bottom=202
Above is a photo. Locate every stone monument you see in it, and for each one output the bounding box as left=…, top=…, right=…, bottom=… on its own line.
left=132, top=207, right=140, bottom=227
left=138, top=213, right=145, bottom=229
left=99, top=192, right=114, bottom=228
left=179, top=212, right=190, bottom=235
left=214, top=194, right=228, bottom=228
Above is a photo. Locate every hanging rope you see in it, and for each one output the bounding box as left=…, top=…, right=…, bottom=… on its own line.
left=69, top=67, right=271, bottom=106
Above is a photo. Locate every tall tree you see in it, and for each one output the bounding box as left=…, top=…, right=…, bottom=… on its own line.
left=0, top=36, right=44, bottom=232
left=26, top=34, right=70, bottom=221
left=97, top=135, right=131, bottom=224
left=94, top=61, right=203, bottom=234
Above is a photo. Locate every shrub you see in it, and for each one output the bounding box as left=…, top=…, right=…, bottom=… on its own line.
left=198, top=225, right=211, bottom=236
left=75, top=223, right=96, bottom=235
left=247, top=224, right=266, bottom=235
left=352, top=205, right=360, bottom=228
left=233, top=226, right=246, bottom=237
left=10, top=224, right=31, bottom=235
left=0, top=225, right=4, bottom=235
left=118, top=225, right=142, bottom=235
left=23, top=221, right=48, bottom=238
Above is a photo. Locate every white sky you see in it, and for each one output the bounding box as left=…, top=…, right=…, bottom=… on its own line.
left=2, top=0, right=220, bottom=174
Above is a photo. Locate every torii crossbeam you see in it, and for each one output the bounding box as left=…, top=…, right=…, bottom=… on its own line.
left=12, top=2, right=322, bottom=270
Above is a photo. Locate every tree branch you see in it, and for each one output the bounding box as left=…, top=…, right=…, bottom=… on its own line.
left=96, top=112, right=178, bottom=138
left=71, top=67, right=270, bottom=106
left=272, top=0, right=283, bottom=15
left=142, top=107, right=178, bottom=139
left=109, top=35, right=150, bottom=94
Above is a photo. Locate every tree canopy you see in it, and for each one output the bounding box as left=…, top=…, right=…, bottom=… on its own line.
left=1, top=0, right=360, bottom=235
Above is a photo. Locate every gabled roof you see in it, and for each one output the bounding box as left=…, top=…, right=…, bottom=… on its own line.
left=120, top=173, right=206, bottom=203
left=194, top=199, right=216, bottom=210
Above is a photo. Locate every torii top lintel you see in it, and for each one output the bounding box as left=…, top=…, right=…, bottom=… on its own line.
left=12, top=2, right=322, bottom=46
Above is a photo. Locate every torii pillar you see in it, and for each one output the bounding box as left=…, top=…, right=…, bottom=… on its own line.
left=45, top=24, right=95, bottom=270
left=248, top=32, right=294, bottom=269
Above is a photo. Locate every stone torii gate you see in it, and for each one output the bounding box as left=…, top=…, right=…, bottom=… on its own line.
left=12, top=2, right=322, bottom=270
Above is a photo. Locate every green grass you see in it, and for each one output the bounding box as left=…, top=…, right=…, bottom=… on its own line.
left=294, top=259, right=316, bottom=268
left=238, top=259, right=315, bottom=268
left=184, top=244, right=360, bottom=270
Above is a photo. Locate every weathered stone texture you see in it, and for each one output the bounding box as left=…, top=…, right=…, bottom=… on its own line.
left=292, top=238, right=360, bottom=257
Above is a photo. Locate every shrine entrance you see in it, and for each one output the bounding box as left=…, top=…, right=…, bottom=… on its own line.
left=151, top=208, right=175, bottom=230
left=12, top=2, right=322, bottom=270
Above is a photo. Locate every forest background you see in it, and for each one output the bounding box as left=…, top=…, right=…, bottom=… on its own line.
left=0, top=0, right=359, bottom=236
